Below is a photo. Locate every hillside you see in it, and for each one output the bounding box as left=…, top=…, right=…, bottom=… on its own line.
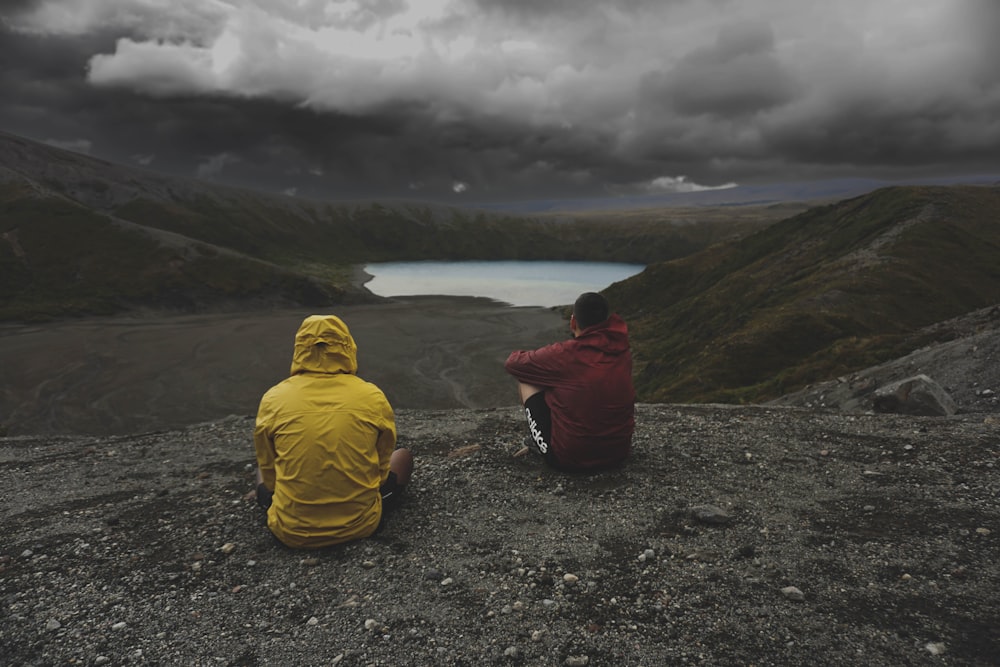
left=0, top=131, right=777, bottom=322
left=607, top=185, right=1000, bottom=404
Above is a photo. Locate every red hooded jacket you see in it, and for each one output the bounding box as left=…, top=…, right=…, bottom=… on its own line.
left=504, top=313, right=635, bottom=470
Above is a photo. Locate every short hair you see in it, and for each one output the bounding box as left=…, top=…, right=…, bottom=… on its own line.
left=573, top=292, right=610, bottom=329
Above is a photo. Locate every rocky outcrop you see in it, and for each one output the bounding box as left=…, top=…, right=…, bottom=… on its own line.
left=872, top=374, right=958, bottom=416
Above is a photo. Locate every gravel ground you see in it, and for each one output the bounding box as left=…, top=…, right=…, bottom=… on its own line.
left=2, top=403, right=998, bottom=666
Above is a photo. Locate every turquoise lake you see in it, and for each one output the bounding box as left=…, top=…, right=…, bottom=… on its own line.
left=363, top=261, right=645, bottom=307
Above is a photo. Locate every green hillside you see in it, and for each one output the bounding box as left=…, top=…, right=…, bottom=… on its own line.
left=0, top=185, right=349, bottom=320
left=606, top=185, right=1000, bottom=404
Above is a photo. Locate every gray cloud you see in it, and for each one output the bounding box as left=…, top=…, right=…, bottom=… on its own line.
left=1, top=0, right=998, bottom=202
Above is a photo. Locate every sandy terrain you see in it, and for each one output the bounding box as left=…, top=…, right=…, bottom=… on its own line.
left=0, top=296, right=568, bottom=436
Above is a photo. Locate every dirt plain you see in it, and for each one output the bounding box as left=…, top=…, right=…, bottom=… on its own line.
left=1, top=297, right=999, bottom=666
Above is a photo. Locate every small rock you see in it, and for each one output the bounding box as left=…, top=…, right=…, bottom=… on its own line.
left=424, top=568, right=444, bottom=581
left=45, top=619, right=61, bottom=631
left=95, top=657, right=110, bottom=666
left=565, top=656, right=590, bottom=667
left=503, top=646, right=519, bottom=658
left=20, top=549, right=33, bottom=559
left=531, top=629, right=545, bottom=641
left=925, top=642, right=946, bottom=656
left=112, top=621, right=127, bottom=631
left=219, top=542, right=236, bottom=554
left=863, top=505, right=876, bottom=513
left=690, top=505, right=732, bottom=525
left=362, top=560, right=376, bottom=569
left=563, top=573, right=579, bottom=584
left=440, top=577, right=454, bottom=586
left=780, top=586, right=805, bottom=602
left=975, top=527, right=991, bottom=536
left=307, top=616, right=319, bottom=626
left=300, top=558, right=320, bottom=567
left=364, top=618, right=379, bottom=630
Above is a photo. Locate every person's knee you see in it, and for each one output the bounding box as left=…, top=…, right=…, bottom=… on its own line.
left=390, top=448, right=413, bottom=487
left=517, top=382, right=545, bottom=405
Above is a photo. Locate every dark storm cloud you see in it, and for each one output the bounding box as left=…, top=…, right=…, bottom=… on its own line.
left=639, top=21, right=799, bottom=119
left=1, top=0, right=998, bottom=202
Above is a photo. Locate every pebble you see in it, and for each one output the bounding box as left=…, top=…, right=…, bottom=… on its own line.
left=20, top=549, right=33, bottom=559
left=307, top=617, right=319, bottom=626
left=976, top=527, right=991, bottom=536
left=362, top=560, right=376, bottom=569
left=45, top=619, right=61, bottom=631
left=301, top=558, right=320, bottom=567
left=531, top=629, right=545, bottom=641
left=219, top=542, right=236, bottom=554
left=95, top=657, right=110, bottom=665
left=364, top=619, right=379, bottom=630
left=565, top=657, right=590, bottom=666
left=112, top=621, right=127, bottom=631
left=863, top=505, right=876, bottom=513
left=563, top=573, right=579, bottom=584
left=781, top=586, right=805, bottom=602
left=503, top=646, right=519, bottom=658
left=440, top=577, right=454, bottom=586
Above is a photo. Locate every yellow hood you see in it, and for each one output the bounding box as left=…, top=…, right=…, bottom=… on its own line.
left=290, top=315, right=358, bottom=376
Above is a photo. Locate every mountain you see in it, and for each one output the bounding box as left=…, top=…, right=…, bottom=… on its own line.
left=0, top=131, right=776, bottom=321
left=606, top=184, right=1000, bottom=404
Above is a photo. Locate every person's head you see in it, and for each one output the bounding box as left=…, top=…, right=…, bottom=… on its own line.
left=571, top=292, right=610, bottom=334
left=290, top=314, right=358, bottom=376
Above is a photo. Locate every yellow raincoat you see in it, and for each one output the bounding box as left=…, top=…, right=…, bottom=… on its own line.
left=254, top=315, right=397, bottom=548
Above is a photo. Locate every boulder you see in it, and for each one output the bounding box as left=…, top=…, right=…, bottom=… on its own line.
left=872, top=374, right=958, bottom=416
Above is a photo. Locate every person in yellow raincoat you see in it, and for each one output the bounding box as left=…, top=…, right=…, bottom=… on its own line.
left=251, top=314, right=413, bottom=548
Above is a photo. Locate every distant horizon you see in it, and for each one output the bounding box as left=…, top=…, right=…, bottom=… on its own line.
left=6, top=128, right=996, bottom=218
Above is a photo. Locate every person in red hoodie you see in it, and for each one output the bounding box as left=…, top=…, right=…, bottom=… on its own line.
left=504, top=292, right=635, bottom=471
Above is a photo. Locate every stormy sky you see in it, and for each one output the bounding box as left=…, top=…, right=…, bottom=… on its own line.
left=2, top=0, right=998, bottom=203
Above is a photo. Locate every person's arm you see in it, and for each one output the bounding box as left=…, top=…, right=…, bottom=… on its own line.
left=253, top=398, right=278, bottom=492
left=504, top=340, right=571, bottom=388
left=374, top=396, right=398, bottom=483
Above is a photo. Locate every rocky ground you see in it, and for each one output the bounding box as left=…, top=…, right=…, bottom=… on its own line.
left=2, top=402, right=998, bottom=666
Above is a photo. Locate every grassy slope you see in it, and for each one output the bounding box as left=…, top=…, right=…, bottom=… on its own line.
left=606, top=185, right=1000, bottom=404
left=0, top=185, right=348, bottom=320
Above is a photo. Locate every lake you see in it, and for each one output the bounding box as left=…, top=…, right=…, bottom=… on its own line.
left=363, top=261, right=645, bottom=307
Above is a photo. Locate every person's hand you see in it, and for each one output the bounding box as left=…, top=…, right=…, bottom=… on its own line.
left=243, top=488, right=257, bottom=502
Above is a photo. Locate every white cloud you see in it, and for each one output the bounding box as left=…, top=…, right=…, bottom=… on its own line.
left=643, top=176, right=738, bottom=194
left=452, top=181, right=468, bottom=193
